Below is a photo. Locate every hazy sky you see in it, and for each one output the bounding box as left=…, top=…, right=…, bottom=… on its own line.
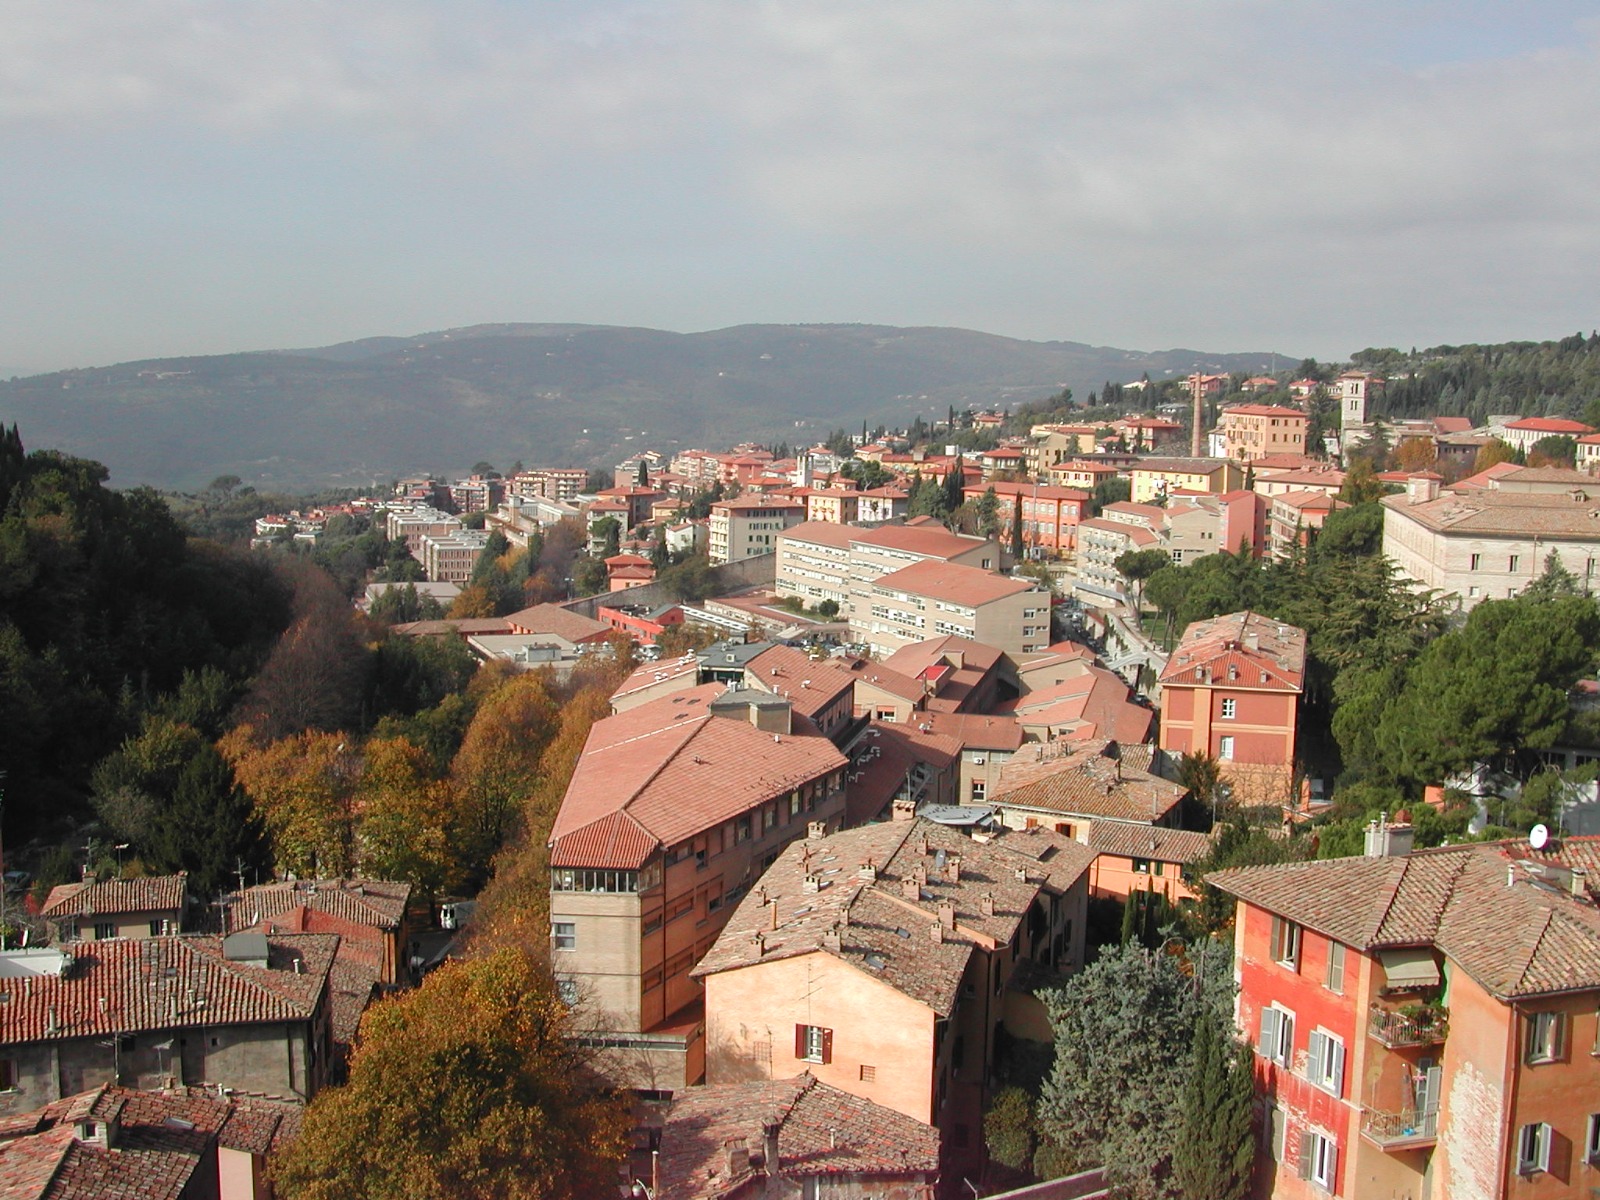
left=4, top=1, right=1598, bottom=373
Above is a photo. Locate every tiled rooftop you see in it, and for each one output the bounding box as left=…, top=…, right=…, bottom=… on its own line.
left=654, top=1073, right=939, bottom=1200
left=41, top=875, right=188, bottom=920
left=872, top=560, right=1035, bottom=607
left=224, top=879, right=409, bottom=931
left=0, top=934, right=336, bottom=1046
left=1381, top=487, right=1600, bottom=537
left=1211, top=838, right=1600, bottom=1000
left=1000, top=666, right=1152, bottom=745
left=913, top=712, right=1025, bottom=752
left=549, top=686, right=848, bottom=870
left=1088, top=823, right=1213, bottom=865
left=992, top=739, right=1188, bottom=824
left=1158, top=610, right=1306, bottom=691
left=693, top=818, right=1094, bottom=1015
left=503, top=603, right=611, bottom=643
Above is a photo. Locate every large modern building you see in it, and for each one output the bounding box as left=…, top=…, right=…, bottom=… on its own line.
left=708, top=495, right=807, bottom=565
left=1218, top=406, right=1310, bottom=463
left=1213, top=829, right=1600, bottom=1200
left=860, top=561, right=1047, bottom=659
left=547, top=685, right=849, bottom=1089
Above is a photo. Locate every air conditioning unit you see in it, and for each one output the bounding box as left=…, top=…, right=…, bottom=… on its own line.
left=972, top=756, right=987, bottom=766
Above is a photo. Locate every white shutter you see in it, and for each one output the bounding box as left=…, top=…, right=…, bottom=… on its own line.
left=1307, top=1030, right=1326, bottom=1083
left=1324, top=1139, right=1339, bottom=1187
left=1330, top=1038, right=1346, bottom=1097
left=1259, top=1006, right=1280, bottom=1059
left=1280, top=1012, right=1295, bottom=1064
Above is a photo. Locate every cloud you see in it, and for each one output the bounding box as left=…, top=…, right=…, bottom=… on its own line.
left=2, top=0, right=1598, bottom=365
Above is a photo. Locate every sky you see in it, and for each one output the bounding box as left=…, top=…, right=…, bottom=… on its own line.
left=3, top=0, right=1598, bottom=373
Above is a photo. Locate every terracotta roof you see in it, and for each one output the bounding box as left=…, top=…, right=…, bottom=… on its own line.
left=1078, top=518, right=1159, bottom=547
left=1158, top=610, right=1306, bottom=691
left=993, top=739, right=1187, bottom=824
left=1211, top=840, right=1600, bottom=1000
left=849, top=524, right=991, bottom=560
left=224, top=879, right=409, bottom=931
left=0, top=1085, right=302, bottom=1200
left=881, top=636, right=1006, bottom=711
left=0, top=934, right=335, bottom=1046
left=1015, top=641, right=1097, bottom=676
left=843, top=722, right=963, bottom=825
left=503, top=603, right=611, bottom=643
left=1127, top=458, right=1236, bottom=474
left=41, top=875, right=187, bottom=921
left=1222, top=405, right=1307, bottom=418
left=611, top=654, right=702, bottom=703
left=743, top=647, right=857, bottom=721
left=391, top=617, right=514, bottom=637
left=693, top=819, right=1094, bottom=1015
left=999, top=666, right=1152, bottom=744
left=914, top=712, right=1025, bottom=752
left=1089, top=823, right=1212, bottom=865
left=1503, top=417, right=1596, bottom=434
left=1248, top=453, right=1321, bottom=472
left=712, top=495, right=806, bottom=511
left=1381, top=487, right=1600, bottom=537
left=872, top=561, right=1035, bottom=607
left=549, top=686, right=848, bottom=869
left=654, top=1073, right=940, bottom=1199
left=778, top=522, right=858, bottom=550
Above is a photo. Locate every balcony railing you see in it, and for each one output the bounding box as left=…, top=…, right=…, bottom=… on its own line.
left=1362, top=1107, right=1438, bottom=1149
left=1368, top=1003, right=1448, bottom=1047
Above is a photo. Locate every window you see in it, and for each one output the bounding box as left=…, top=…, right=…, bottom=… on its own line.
left=1218, top=735, right=1235, bottom=760
left=0, top=1059, right=14, bottom=1092
left=1299, top=1129, right=1337, bottom=1189
left=1307, top=1029, right=1346, bottom=1097
left=556, top=979, right=579, bottom=1006
left=551, top=921, right=576, bottom=951
left=1587, top=1114, right=1600, bottom=1165
left=795, top=1024, right=832, bottom=1064
left=1517, top=1121, right=1552, bottom=1174
left=1526, top=1011, right=1564, bottom=1063
left=149, top=920, right=165, bottom=937
left=1271, top=916, right=1302, bottom=970
left=1324, top=942, right=1346, bottom=994
left=1221, top=698, right=1237, bottom=719
left=859, top=1064, right=876, bottom=1083
left=94, top=922, right=115, bottom=941
left=1509, top=554, right=1521, bottom=573
left=970, top=781, right=986, bottom=802
left=735, top=816, right=752, bottom=843
left=1470, top=553, right=1481, bottom=571
left=1258, top=1004, right=1294, bottom=1066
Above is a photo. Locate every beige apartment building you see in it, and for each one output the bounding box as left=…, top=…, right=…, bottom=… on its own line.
left=1382, top=470, right=1600, bottom=609
left=1218, top=405, right=1310, bottom=463
left=384, top=504, right=461, bottom=555
left=861, top=560, right=1047, bottom=659
left=774, top=521, right=1002, bottom=624
left=1127, top=457, right=1246, bottom=503
left=420, top=528, right=490, bottom=584
left=547, top=684, right=848, bottom=1090
left=708, top=495, right=806, bottom=565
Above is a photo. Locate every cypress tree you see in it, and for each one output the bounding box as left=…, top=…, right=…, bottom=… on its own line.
left=1172, top=1008, right=1255, bottom=1200
left=1010, top=496, right=1025, bottom=556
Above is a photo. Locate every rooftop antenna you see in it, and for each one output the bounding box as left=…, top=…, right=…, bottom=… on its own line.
left=1529, top=823, right=1550, bottom=851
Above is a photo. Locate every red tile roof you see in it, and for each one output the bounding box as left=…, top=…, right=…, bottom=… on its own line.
left=1503, top=417, right=1596, bottom=434
left=914, top=712, right=1025, bottom=752
left=999, top=666, right=1152, bottom=744
left=549, top=687, right=848, bottom=869
left=743, top=647, right=857, bottom=721
left=849, top=524, right=992, bottom=560
left=224, top=879, right=409, bottom=931
left=1212, top=839, right=1600, bottom=1000
left=654, top=1073, right=939, bottom=1199
left=872, top=561, right=1035, bottom=607
left=503, top=603, right=611, bottom=643
left=1158, top=610, right=1306, bottom=691
left=41, top=875, right=187, bottom=920
left=1222, top=405, right=1307, bottom=418
left=778, top=521, right=858, bottom=550
left=993, top=739, right=1187, bottom=823
left=1089, top=823, right=1213, bottom=865
left=0, top=934, right=335, bottom=1046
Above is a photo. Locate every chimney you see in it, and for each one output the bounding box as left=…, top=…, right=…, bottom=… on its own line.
left=929, top=920, right=944, bottom=944
left=979, top=893, right=995, bottom=916
left=762, top=1120, right=782, bottom=1173
left=1406, top=473, right=1441, bottom=505
left=937, top=900, right=956, bottom=929
left=725, top=1137, right=750, bottom=1178
left=803, top=873, right=823, bottom=893
left=752, top=931, right=766, bottom=955
left=891, top=798, right=917, bottom=821
left=807, top=821, right=827, bottom=840
left=1363, top=812, right=1414, bottom=858
left=1190, top=374, right=1204, bottom=457
left=1013, top=866, right=1029, bottom=883
left=901, top=876, right=922, bottom=900
left=822, top=926, right=842, bottom=952
left=857, top=862, right=877, bottom=882
left=769, top=899, right=780, bottom=930
left=945, top=854, right=962, bottom=883
left=1571, top=867, right=1588, bottom=897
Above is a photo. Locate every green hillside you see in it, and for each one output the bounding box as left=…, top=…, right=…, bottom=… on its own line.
left=0, top=323, right=1282, bottom=490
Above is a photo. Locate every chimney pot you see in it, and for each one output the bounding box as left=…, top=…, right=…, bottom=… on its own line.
left=929, top=920, right=943, bottom=944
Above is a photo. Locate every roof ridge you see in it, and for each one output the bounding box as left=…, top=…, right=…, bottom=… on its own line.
left=1511, top=908, right=1558, bottom=996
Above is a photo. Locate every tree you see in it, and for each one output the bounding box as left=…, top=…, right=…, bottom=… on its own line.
left=272, top=949, right=631, bottom=1200
left=974, top=487, right=1001, bottom=539
left=356, top=736, right=460, bottom=902
left=636, top=459, right=649, bottom=487
left=1171, top=1009, right=1254, bottom=1200
left=221, top=729, right=362, bottom=877
left=149, top=743, right=268, bottom=896
left=1528, top=434, right=1577, bottom=468
left=984, top=1086, right=1037, bottom=1174
left=1114, top=548, right=1170, bottom=610
left=1390, top=437, right=1438, bottom=473
left=1010, top=493, right=1025, bottom=554
left=1473, top=437, right=1520, bottom=473
left=450, top=675, right=561, bottom=881
left=1337, top=456, right=1387, bottom=505
left=1037, top=938, right=1233, bottom=1198
left=590, top=516, right=621, bottom=559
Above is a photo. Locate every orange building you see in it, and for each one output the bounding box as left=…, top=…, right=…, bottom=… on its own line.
left=1158, top=610, right=1305, bottom=809
left=695, top=817, right=1094, bottom=1179
left=960, top=482, right=1090, bottom=556
left=1214, top=829, right=1600, bottom=1200
left=1219, top=404, right=1310, bottom=463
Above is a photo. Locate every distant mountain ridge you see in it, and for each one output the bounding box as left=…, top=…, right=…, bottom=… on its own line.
left=0, top=323, right=1287, bottom=490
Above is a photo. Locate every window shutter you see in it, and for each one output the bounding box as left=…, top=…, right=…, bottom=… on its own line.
left=794, top=1024, right=807, bottom=1059
left=1270, top=915, right=1282, bottom=958
left=1325, top=1140, right=1339, bottom=1187
left=1259, top=1006, right=1280, bottom=1058
left=1307, top=1031, right=1325, bottom=1082
left=1331, top=1038, right=1346, bottom=1097
left=1549, top=1126, right=1570, bottom=1179
left=820, top=1028, right=833, bottom=1065
left=1281, top=1012, right=1295, bottom=1064
left=1296, top=1132, right=1313, bottom=1180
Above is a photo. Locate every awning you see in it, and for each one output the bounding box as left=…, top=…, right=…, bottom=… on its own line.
left=1379, top=948, right=1440, bottom=991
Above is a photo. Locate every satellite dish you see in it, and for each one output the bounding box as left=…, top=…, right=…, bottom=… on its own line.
left=1529, top=824, right=1550, bottom=850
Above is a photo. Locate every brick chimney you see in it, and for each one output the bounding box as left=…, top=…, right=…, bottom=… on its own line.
left=937, top=900, right=956, bottom=929
left=725, top=1137, right=750, bottom=1178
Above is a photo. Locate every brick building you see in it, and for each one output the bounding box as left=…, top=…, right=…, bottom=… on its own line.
left=41, top=874, right=190, bottom=943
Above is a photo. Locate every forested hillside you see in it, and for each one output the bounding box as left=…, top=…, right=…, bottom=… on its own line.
left=1365, top=332, right=1600, bottom=424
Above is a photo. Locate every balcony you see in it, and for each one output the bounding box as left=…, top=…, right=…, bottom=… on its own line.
left=1362, top=1107, right=1438, bottom=1151
left=1368, top=1002, right=1448, bottom=1048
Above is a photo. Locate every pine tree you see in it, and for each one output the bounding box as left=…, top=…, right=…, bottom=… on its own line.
left=1010, top=495, right=1025, bottom=556
left=1172, top=1009, right=1255, bottom=1200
